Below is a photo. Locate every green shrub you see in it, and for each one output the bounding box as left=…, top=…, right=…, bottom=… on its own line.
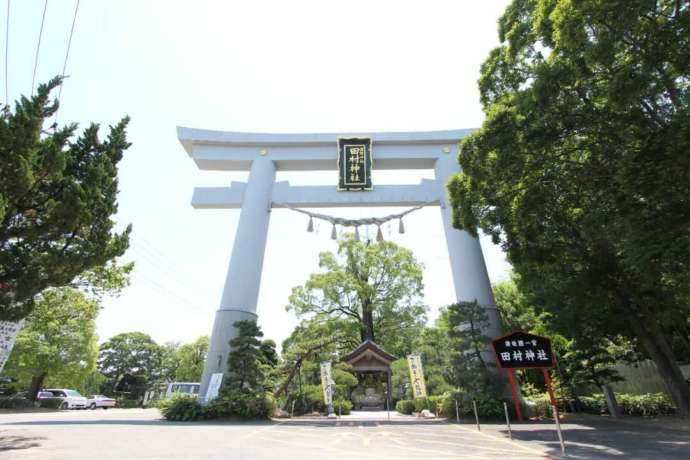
left=577, top=392, right=675, bottom=416
left=413, top=397, right=432, bottom=412
left=333, top=399, right=352, bottom=415
left=200, top=397, right=233, bottom=419
left=471, top=393, right=510, bottom=418
left=159, top=394, right=203, bottom=421
left=231, top=392, right=275, bottom=418
left=202, top=392, right=275, bottom=419
left=396, top=399, right=415, bottom=414
left=116, top=398, right=139, bottom=409
left=618, top=393, right=675, bottom=416
left=285, top=386, right=325, bottom=415
left=0, top=395, right=34, bottom=409
left=525, top=394, right=552, bottom=418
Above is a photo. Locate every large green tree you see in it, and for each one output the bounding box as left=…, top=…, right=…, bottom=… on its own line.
left=175, top=336, right=209, bottom=382
left=98, top=332, right=163, bottom=398
left=287, top=235, right=427, bottom=356
left=448, top=0, right=690, bottom=413
left=3, top=287, right=99, bottom=399
left=0, top=77, right=131, bottom=320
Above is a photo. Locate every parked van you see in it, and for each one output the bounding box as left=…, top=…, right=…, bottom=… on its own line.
left=164, top=382, right=200, bottom=399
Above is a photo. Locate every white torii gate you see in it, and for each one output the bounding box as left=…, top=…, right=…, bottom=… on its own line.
left=178, top=127, right=503, bottom=398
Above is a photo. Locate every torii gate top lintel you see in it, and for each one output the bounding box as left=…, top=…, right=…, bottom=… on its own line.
left=177, top=126, right=475, bottom=172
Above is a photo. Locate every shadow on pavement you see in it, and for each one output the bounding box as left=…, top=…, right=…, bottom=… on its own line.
left=0, top=434, right=45, bottom=452
left=503, top=417, right=690, bottom=460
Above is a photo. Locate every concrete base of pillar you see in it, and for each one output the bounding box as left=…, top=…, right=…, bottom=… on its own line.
left=199, top=308, right=258, bottom=401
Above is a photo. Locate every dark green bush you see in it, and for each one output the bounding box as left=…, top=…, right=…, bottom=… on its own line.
left=333, top=399, right=352, bottom=415
left=285, top=386, right=325, bottom=416
left=159, top=394, right=203, bottom=421
left=413, top=397, right=432, bottom=412
left=617, top=393, right=675, bottom=416
left=577, top=392, right=675, bottom=416
left=0, top=395, right=33, bottom=409
left=201, top=392, right=275, bottom=419
left=116, top=398, right=139, bottom=408
left=229, top=392, right=275, bottom=418
left=468, top=393, right=509, bottom=419
left=396, top=399, right=415, bottom=414
left=525, top=394, right=552, bottom=418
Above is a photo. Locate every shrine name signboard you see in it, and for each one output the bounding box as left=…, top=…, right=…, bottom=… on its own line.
left=492, top=331, right=554, bottom=369
left=337, top=137, right=372, bottom=191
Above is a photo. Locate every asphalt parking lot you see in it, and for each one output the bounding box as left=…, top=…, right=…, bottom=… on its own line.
left=1, top=409, right=688, bottom=459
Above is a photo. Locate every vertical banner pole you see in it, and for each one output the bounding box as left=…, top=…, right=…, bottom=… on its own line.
left=507, top=369, right=523, bottom=422
left=553, top=403, right=566, bottom=455
left=542, top=368, right=560, bottom=421
left=503, top=402, right=512, bottom=440
left=455, top=399, right=460, bottom=424
left=472, top=400, right=480, bottom=431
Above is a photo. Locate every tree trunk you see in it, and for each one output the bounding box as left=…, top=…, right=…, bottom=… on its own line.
left=629, top=309, right=690, bottom=416
left=28, top=372, right=47, bottom=401
left=361, top=301, right=375, bottom=342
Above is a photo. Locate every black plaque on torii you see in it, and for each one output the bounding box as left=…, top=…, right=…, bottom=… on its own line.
left=337, top=137, right=373, bottom=191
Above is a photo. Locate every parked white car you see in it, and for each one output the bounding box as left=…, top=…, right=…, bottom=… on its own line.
left=43, top=389, right=88, bottom=409
left=86, top=395, right=116, bottom=409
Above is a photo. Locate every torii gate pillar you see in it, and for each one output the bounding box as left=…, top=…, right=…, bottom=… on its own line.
left=435, top=154, right=502, bottom=339
left=201, top=155, right=275, bottom=398
left=178, top=128, right=503, bottom=399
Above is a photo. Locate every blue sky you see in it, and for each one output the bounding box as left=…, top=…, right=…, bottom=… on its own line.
left=4, top=0, right=512, bottom=348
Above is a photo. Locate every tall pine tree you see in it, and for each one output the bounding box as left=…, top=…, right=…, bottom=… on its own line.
left=0, top=77, right=131, bottom=320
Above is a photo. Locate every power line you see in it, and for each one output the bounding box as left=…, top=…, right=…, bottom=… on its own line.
left=54, top=0, right=79, bottom=125
left=31, top=0, right=48, bottom=95
left=4, top=0, right=9, bottom=105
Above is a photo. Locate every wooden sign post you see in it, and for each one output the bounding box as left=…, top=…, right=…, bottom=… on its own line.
left=492, top=332, right=556, bottom=422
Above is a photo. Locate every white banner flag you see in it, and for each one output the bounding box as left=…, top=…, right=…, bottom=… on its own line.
left=320, top=362, right=334, bottom=406
left=407, top=354, right=427, bottom=398
left=0, top=320, right=24, bottom=373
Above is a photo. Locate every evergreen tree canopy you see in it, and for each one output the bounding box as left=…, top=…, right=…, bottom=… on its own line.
left=287, top=235, right=426, bottom=356
left=224, top=320, right=275, bottom=393
left=0, top=77, right=131, bottom=320
left=448, top=0, right=690, bottom=414
left=98, top=332, right=163, bottom=396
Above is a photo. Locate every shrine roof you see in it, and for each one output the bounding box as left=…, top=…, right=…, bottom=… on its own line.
left=342, top=340, right=398, bottom=364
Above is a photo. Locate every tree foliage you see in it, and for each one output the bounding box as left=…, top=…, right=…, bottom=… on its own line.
left=493, top=276, right=639, bottom=397
left=223, top=320, right=275, bottom=394
left=446, top=301, right=499, bottom=395
left=3, top=287, right=99, bottom=399
left=0, top=77, right=131, bottom=320
left=175, top=336, right=209, bottom=382
left=287, top=235, right=427, bottom=355
left=448, top=0, right=690, bottom=414
left=98, top=332, right=163, bottom=398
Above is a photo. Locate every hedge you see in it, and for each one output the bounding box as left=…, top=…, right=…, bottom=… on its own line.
left=160, top=392, right=276, bottom=421
left=577, top=393, right=675, bottom=416
left=396, top=392, right=517, bottom=420
left=333, top=399, right=352, bottom=415
left=0, top=395, right=33, bottom=409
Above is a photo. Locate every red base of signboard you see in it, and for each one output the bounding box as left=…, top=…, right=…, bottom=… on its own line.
left=507, top=369, right=523, bottom=422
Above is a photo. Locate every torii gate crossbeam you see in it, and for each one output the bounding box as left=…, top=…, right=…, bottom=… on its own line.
left=178, top=127, right=503, bottom=400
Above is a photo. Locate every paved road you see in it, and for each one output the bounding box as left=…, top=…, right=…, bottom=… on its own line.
left=1, top=409, right=688, bottom=459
